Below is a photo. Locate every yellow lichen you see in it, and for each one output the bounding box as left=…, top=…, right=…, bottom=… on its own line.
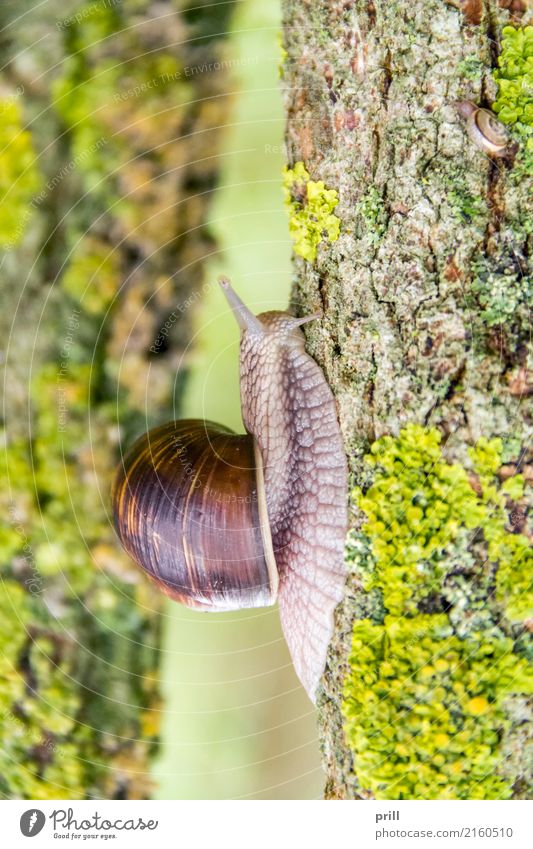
left=343, top=615, right=532, bottom=799
left=342, top=425, right=532, bottom=799
left=283, top=161, right=341, bottom=262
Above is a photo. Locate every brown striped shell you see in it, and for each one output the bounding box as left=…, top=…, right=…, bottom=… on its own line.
left=112, top=420, right=278, bottom=610
left=112, top=279, right=348, bottom=702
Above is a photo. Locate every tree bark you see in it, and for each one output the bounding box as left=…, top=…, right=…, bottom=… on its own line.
left=0, top=0, right=233, bottom=799
left=281, top=0, right=532, bottom=799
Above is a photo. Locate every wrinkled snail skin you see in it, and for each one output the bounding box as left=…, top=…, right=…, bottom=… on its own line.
left=112, top=279, right=348, bottom=702
left=455, top=101, right=512, bottom=158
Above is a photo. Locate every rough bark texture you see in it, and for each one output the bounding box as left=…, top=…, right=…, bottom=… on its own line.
left=281, top=0, right=531, bottom=799
left=0, top=0, right=233, bottom=798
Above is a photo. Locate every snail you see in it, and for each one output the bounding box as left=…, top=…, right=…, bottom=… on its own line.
left=455, top=101, right=514, bottom=158
left=112, top=278, right=348, bottom=702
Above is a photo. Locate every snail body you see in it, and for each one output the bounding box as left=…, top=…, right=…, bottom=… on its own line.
left=113, top=279, right=348, bottom=701
left=455, top=101, right=513, bottom=158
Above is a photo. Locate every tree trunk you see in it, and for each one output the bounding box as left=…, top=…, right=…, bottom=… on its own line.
left=281, top=0, right=532, bottom=799
left=0, top=0, right=233, bottom=799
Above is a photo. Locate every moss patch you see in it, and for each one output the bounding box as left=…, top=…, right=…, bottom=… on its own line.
left=283, top=161, right=341, bottom=262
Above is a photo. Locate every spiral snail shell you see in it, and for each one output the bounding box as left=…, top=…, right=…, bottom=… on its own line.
left=455, top=101, right=513, bottom=157
left=112, top=279, right=348, bottom=701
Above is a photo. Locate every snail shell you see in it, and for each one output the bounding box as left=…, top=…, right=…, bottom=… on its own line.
left=113, top=420, right=278, bottom=610
left=112, top=279, right=348, bottom=701
left=456, top=101, right=512, bottom=157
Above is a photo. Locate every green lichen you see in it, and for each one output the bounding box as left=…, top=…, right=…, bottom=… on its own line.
left=0, top=100, right=41, bottom=249
left=343, top=425, right=532, bottom=799
left=0, top=235, right=157, bottom=798
left=0, top=580, right=85, bottom=798
left=467, top=255, right=532, bottom=329
left=457, top=57, right=483, bottom=81
left=343, top=615, right=532, bottom=800
left=283, top=161, right=341, bottom=262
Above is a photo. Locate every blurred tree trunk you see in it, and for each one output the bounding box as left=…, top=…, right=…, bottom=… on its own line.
left=281, top=0, right=532, bottom=799
left=0, top=0, right=233, bottom=799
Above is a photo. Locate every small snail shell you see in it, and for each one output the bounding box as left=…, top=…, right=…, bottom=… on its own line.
left=455, top=101, right=512, bottom=158
left=113, top=279, right=348, bottom=701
